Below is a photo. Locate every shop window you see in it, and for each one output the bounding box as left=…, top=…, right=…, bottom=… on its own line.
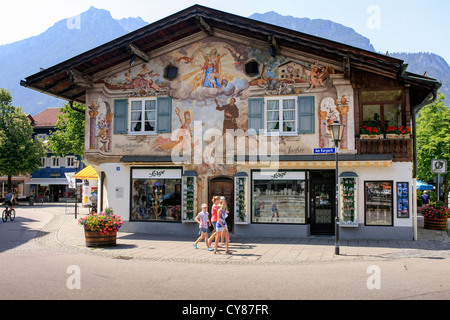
left=360, top=89, right=404, bottom=134
left=131, top=168, right=182, bottom=222
left=364, top=181, right=393, bottom=226
left=252, top=171, right=306, bottom=224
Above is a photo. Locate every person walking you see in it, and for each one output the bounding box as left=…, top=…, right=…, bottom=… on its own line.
left=193, top=203, right=214, bottom=251
left=208, top=196, right=220, bottom=247
left=214, top=199, right=232, bottom=255
left=421, top=191, right=430, bottom=206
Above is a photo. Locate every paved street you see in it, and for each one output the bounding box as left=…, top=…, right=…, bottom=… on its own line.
left=0, top=203, right=449, bottom=302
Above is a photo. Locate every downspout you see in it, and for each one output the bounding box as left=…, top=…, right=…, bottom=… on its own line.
left=69, top=100, right=85, bottom=114
left=411, top=83, right=441, bottom=241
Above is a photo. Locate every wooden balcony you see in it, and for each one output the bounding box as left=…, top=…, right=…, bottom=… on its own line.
left=355, top=136, right=413, bottom=162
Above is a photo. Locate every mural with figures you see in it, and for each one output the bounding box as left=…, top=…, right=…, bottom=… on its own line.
left=86, top=37, right=353, bottom=158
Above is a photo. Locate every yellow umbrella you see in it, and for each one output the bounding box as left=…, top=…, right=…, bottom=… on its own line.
left=73, top=165, right=98, bottom=180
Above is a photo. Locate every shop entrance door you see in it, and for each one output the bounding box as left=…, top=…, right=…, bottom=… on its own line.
left=310, top=181, right=335, bottom=236
left=209, top=177, right=234, bottom=233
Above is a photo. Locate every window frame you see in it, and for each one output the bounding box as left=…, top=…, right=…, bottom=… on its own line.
left=128, top=97, right=158, bottom=135
left=359, top=88, right=406, bottom=135
left=263, top=96, right=298, bottom=136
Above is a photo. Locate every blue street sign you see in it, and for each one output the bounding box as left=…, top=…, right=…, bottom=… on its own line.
left=314, top=148, right=336, bottom=154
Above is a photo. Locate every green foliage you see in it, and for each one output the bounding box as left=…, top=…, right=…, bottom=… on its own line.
left=416, top=92, right=450, bottom=204
left=0, top=89, right=46, bottom=185
left=48, top=102, right=85, bottom=157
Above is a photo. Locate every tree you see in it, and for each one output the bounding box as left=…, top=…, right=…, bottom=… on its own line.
left=47, top=102, right=85, bottom=157
left=416, top=92, right=450, bottom=205
left=0, top=89, right=46, bottom=190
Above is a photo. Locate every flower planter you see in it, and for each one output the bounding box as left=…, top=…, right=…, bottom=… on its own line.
left=424, top=217, right=448, bottom=231
left=386, top=134, right=410, bottom=139
left=360, top=134, right=383, bottom=140
left=84, top=226, right=117, bottom=247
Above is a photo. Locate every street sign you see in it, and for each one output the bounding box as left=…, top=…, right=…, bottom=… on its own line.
left=314, top=148, right=336, bottom=154
left=431, top=159, right=447, bottom=174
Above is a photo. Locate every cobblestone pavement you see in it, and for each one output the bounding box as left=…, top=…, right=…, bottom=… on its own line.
left=1, top=204, right=449, bottom=265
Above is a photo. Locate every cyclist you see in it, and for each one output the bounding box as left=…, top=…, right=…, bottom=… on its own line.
left=5, top=190, right=16, bottom=211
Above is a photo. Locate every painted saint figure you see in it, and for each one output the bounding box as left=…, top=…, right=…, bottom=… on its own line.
left=215, top=98, right=239, bottom=135
left=202, top=55, right=221, bottom=88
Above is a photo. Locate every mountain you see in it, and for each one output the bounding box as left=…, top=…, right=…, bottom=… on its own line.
left=0, top=8, right=448, bottom=116
left=249, top=12, right=376, bottom=52
left=0, top=6, right=147, bottom=116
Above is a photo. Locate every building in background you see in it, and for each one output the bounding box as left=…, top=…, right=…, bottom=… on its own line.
left=26, top=108, right=78, bottom=202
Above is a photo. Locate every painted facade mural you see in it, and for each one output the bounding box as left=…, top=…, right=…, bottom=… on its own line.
left=87, top=37, right=353, bottom=158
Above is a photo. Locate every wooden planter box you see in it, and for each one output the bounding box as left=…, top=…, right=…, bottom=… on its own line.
left=84, top=226, right=117, bottom=247
left=424, top=217, right=448, bottom=231
left=360, top=134, right=383, bottom=140
left=386, top=134, right=410, bottom=139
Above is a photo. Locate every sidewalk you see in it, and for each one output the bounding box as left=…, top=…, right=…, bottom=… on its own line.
left=45, top=204, right=449, bottom=265
left=8, top=204, right=449, bottom=264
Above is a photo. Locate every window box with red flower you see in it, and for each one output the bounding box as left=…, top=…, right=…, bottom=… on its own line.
left=360, top=125, right=383, bottom=139
left=386, top=126, right=411, bottom=139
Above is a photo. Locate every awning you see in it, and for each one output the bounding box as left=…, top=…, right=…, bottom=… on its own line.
left=416, top=180, right=434, bottom=191
left=25, top=178, right=70, bottom=185
left=73, top=166, right=98, bottom=180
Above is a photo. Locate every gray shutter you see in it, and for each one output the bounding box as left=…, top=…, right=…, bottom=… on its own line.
left=157, top=97, right=172, bottom=133
left=248, top=98, right=264, bottom=135
left=298, top=96, right=315, bottom=134
left=113, top=99, right=128, bottom=134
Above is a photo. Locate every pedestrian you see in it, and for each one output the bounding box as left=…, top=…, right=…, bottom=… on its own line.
left=208, top=196, right=221, bottom=247
left=219, top=196, right=231, bottom=245
left=421, top=191, right=430, bottom=206
left=193, top=203, right=214, bottom=251
left=214, top=199, right=232, bottom=255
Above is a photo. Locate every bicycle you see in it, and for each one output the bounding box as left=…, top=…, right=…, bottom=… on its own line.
left=2, top=205, right=16, bottom=222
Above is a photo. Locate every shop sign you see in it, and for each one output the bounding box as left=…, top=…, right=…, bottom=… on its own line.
left=253, top=171, right=305, bottom=180
left=132, top=169, right=182, bottom=180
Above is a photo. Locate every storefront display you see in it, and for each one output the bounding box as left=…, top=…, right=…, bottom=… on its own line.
left=182, top=172, right=197, bottom=223
left=340, top=174, right=358, bottom=227
left=235, top=173, right=249, bottom=224
left=130, top=168, right=182, bottom=222
left=396, top=182, right=409, bottom=218
left=364, top=181, right=393, bottom=226
left=252, top=171, right=306, bottom=224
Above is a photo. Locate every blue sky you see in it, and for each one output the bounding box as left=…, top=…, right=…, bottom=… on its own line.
left=1, top=0, right=449, bottom=63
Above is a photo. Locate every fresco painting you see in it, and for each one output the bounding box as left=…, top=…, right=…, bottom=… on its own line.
left=89, top=38, right=350, bottom=156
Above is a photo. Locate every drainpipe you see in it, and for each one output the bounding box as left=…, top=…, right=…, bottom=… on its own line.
left=69, top=100, right=85, bottom=114
left=411, top=83, right=441, bottom=241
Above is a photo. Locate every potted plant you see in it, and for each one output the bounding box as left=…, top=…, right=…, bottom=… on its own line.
left=421, top=204, right=450, bottom=230
left=360, top=125, right=382, bottom=139
left=78, top=212, right=124, bottom=247
left=386, top=126, right=411, bottom=139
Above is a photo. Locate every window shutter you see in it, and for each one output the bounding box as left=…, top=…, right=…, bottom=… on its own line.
left=298, top=96, right=315, bottom=134
left=248, top=98, right=264, bottom=135
left=157, top=97, right=172, bottom=133
left=113, top=99, right=128, bottom=134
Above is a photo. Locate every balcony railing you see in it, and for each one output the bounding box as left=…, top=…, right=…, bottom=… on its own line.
left=356, top=136, right=412, bottom=162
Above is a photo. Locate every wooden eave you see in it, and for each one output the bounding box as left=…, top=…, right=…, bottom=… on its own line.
left=21, top=4, right=440, bottom=107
